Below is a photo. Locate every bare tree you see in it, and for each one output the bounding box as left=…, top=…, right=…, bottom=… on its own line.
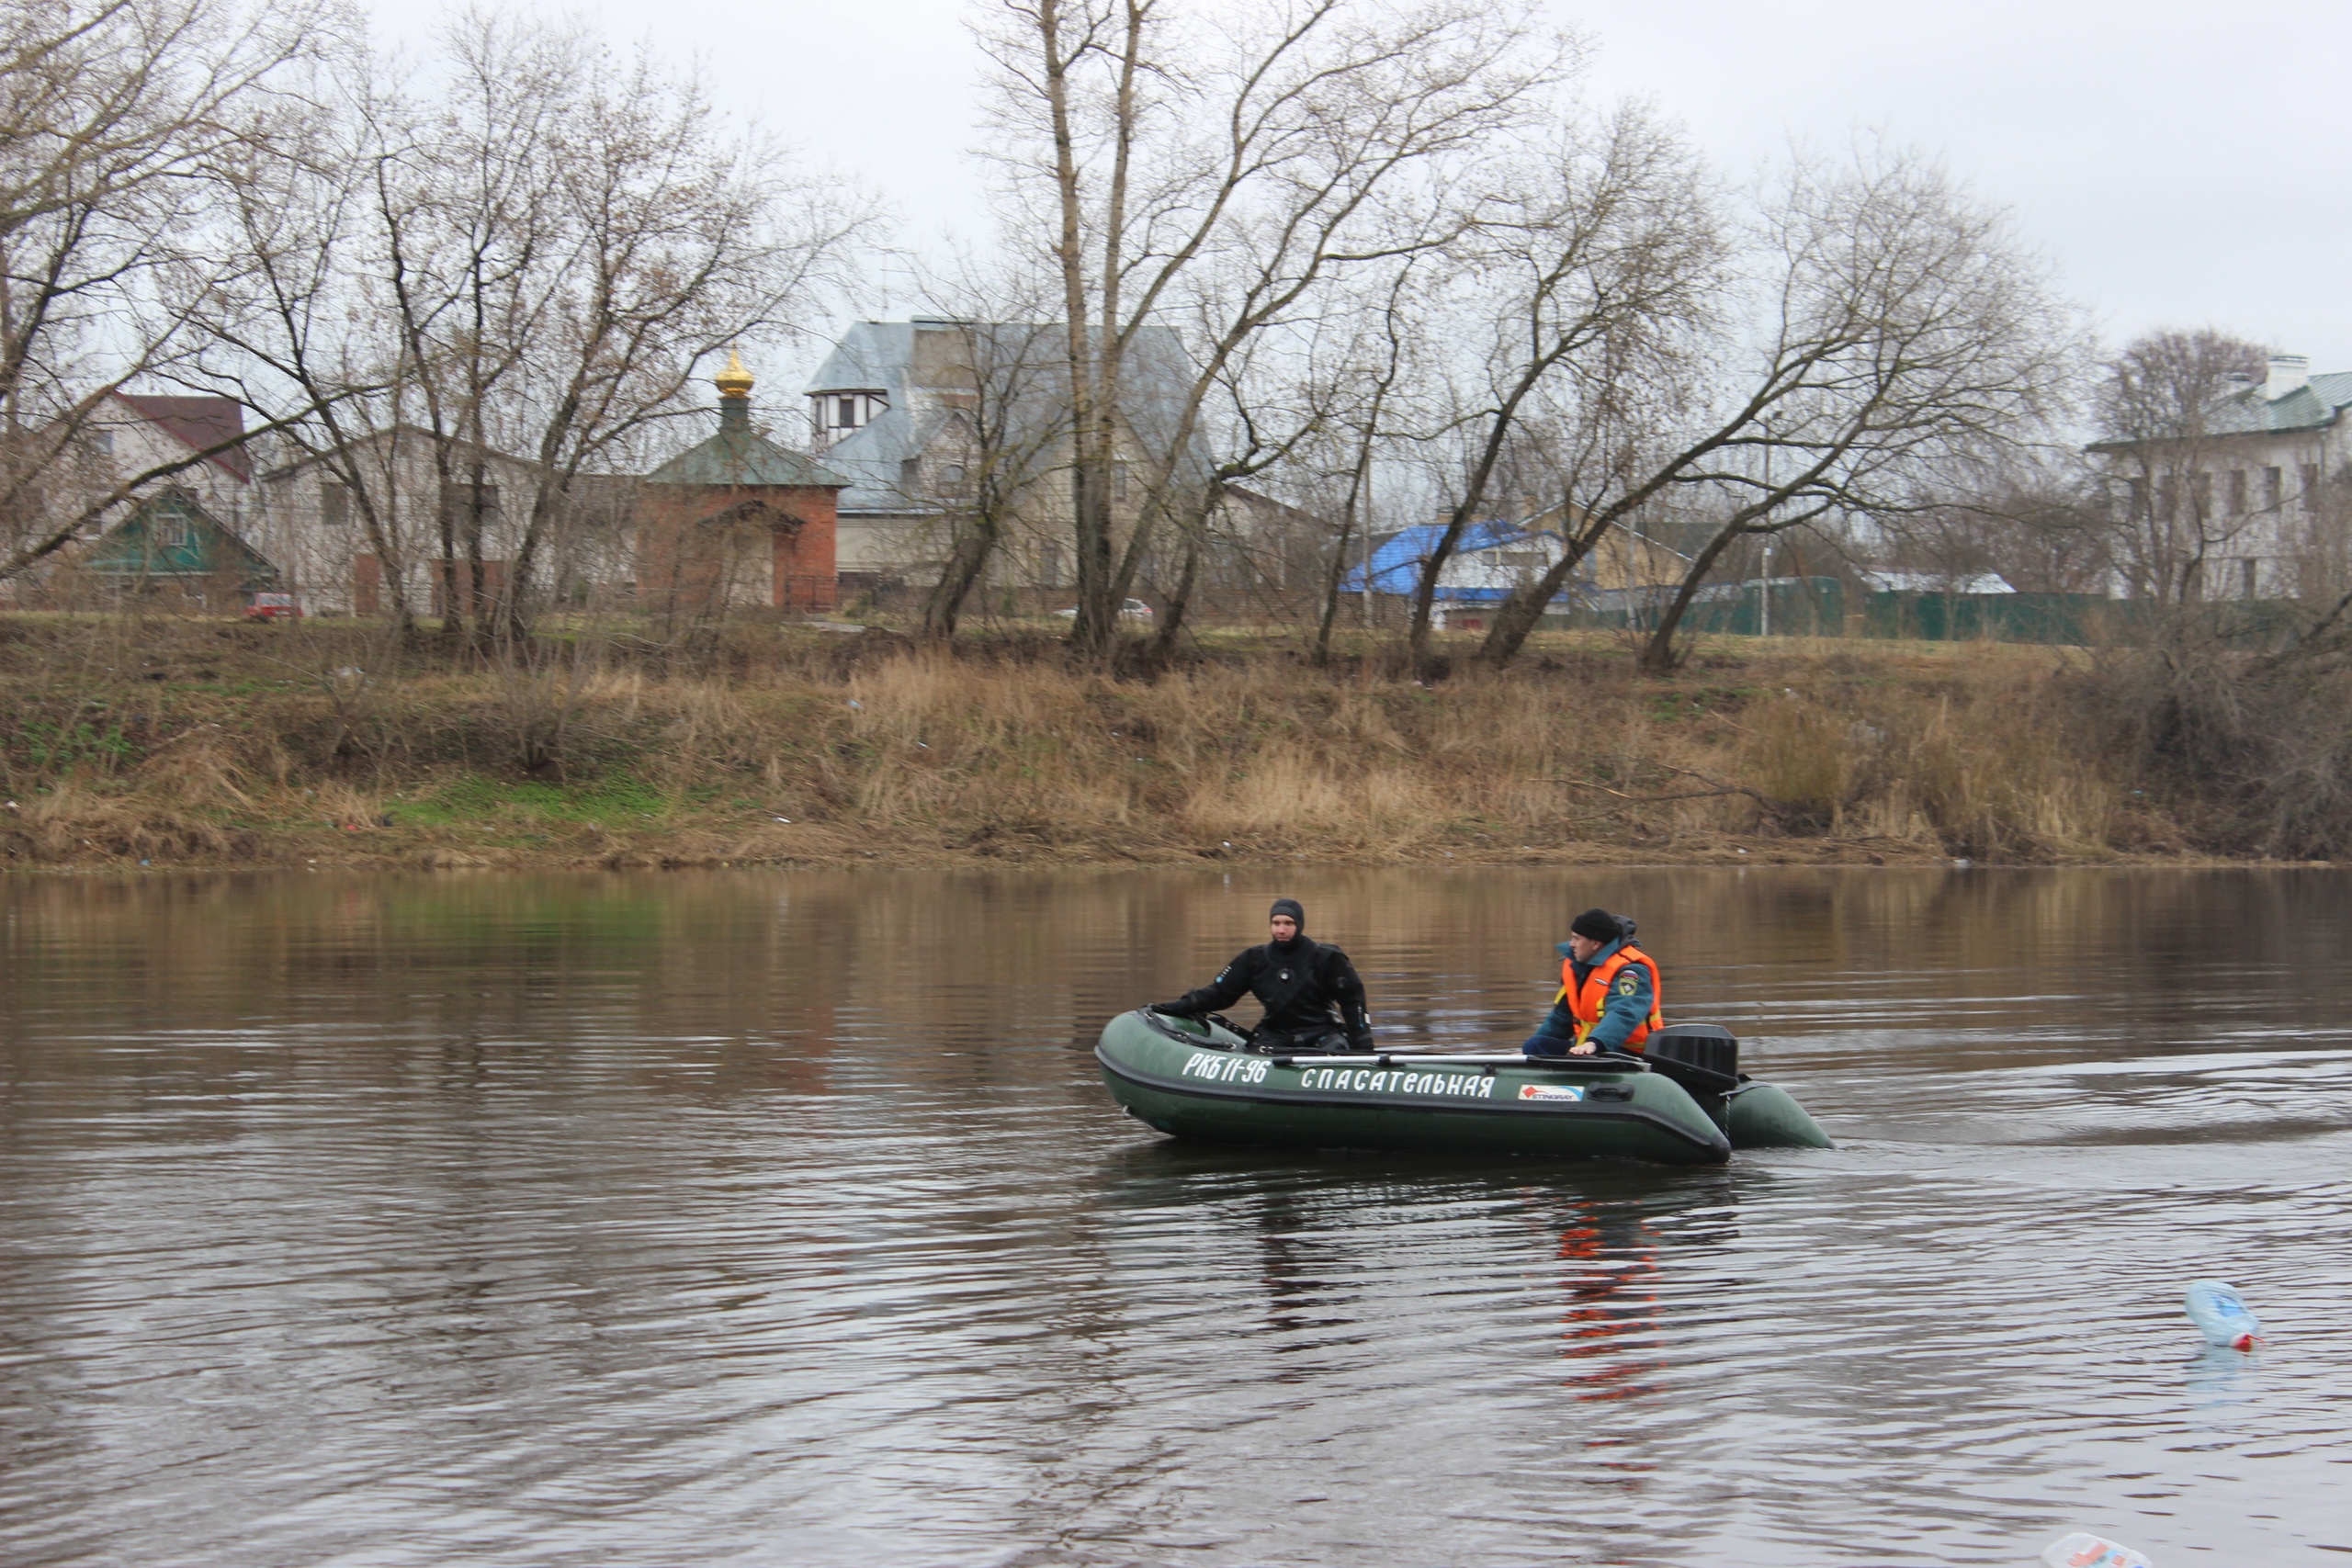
left=205, top=11, right=873, bottom=649
left=911, top=312, right=1072, bottom=638
left=1396, top=104, right=1723, bottom=666
left=1873, top=447, right=2114, bottom=596
left=1412, top=147, right=2075, bottom=671
left=977, top=0, right=1560, bottom=661
left=0, top=0, right=334, bottom=583
left=1140, top=324, right=1328, bottom=661
left=1307, top=262, right=1419, bottom=662
left=1623, top=153, right=2077, bottom=671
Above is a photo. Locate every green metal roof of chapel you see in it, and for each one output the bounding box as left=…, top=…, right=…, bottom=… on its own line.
left=646, top=355, right=848, bottom=488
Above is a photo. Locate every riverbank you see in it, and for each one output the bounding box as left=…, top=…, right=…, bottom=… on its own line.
left=0, top=614, right=2290, bottom=872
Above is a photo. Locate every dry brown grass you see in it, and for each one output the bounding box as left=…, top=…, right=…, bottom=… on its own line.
left=0, top=613, right=2225, bottom=869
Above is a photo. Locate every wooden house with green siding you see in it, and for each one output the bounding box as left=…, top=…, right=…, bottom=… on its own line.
left=78, top=488, right=282, bottom=608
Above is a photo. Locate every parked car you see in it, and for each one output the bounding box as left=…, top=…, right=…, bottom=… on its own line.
left=1053, top=597, right=1154, bottom=622
left=243, top=592, right=302, bottom=622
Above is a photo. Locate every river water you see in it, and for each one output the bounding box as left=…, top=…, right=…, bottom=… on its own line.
left=1, top=867, right=2347, bottom=1567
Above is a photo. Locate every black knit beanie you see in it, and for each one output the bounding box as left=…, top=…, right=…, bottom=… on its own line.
left=1569, top=907, right=1622, bottom=943
left=1270, top=897, right=1306, bottom=930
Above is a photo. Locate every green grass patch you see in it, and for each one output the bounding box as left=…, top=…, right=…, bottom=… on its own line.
left=388, top=774, right=673, bottom=829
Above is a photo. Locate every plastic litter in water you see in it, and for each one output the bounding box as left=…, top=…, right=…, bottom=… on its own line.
left=2184, top=1278, right=2263, bottom=1350
left=2041, top=1532, right=2153, bottom=1568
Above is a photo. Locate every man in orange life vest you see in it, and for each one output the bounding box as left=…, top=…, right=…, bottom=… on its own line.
left=1520, top=908, right=1662, bottom=1058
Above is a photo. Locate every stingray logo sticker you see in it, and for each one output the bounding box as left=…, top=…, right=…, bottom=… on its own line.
left=1517, top=1084, right=1585, bottom=1102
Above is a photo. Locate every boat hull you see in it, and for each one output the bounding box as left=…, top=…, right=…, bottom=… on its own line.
left=1723, top=1081, right=1833, bottom=1150
left=1098, top=1010, right=1747, bottom=1165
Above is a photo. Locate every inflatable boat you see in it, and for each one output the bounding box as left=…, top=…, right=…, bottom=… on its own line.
left=1097, top=1008, right=1831, bottom=1166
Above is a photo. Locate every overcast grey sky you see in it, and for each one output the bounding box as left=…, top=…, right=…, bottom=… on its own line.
left=367, top=0, right=2352, bottom=371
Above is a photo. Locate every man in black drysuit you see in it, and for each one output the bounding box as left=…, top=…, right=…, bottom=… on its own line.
left=1154, top=897, right=1375, bottom=1054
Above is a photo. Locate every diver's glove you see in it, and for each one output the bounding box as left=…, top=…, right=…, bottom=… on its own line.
left=1149, top=1000, right=1198, bottom=1018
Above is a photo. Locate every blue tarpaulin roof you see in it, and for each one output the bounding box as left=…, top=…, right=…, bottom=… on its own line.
left=1341, top=522, right=1571, bottom=603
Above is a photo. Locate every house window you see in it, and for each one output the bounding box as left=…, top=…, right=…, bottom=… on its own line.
left=899, top=457, right=921, bottom=492
left=2302, top=463, right=2323, bottom=512
left=2263, top=467, right=2282, bottom=512
left=153, top=515, right=188, bottom=548
left=2154, top=473, right=2177, bottom=523
left=89, top=429, right=115, bottom=457
left=1113, top=462, right=1130, bottom=502
left=812, top=391, right=885, bottom=442
left=321, top=481, right=349, bottom=526
left=2189, top=471, right=2211, bottom=520
left=2239, top=558, right=2259, bottom=600
left=2225, top=469, right=2245, bottom=515
left=940, top=464, right=966, bottom=486
left=1039, top=542, right=1064, bottom=587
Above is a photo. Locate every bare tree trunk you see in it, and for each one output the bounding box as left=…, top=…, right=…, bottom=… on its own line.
left=1636, top=523, right=1744, bottom=673
left=922, top=513, right=1001, bottom=639
left=1313, top=475, right=1365, bottom=666
left=1476, top=532, right=1600, bottom=664
left=979, top=0, right=1560, bottom=667
left=1148, top=513, right=1204, bottom=665
left=1031, top=0, right=1113, bottom=660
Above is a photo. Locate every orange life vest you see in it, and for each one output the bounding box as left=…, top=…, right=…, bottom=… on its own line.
left=1556, top=943, right=1663, bottom=1052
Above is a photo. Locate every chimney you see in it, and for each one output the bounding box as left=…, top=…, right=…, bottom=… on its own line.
left=2265, top=354, right=2310, bottom=402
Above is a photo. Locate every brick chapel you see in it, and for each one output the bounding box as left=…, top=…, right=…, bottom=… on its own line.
left=638, top=352, right=845, bottom=616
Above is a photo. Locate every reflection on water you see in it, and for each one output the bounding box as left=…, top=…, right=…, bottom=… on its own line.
left=2, top=867, right=2350, bottom=1566
left=1552, top=1199, right=1664, bottom=1405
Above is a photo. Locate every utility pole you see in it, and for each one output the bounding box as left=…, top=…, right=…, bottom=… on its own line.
left=1757, top=419, right=1774, bottom=638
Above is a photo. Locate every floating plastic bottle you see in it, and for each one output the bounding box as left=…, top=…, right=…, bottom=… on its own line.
left=2184, top=1278, right=2262, bottom=1350
left=2040, top=1532, right=2154, bottom=1568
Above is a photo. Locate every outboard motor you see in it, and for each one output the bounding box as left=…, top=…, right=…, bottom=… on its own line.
left=1644, top=1023, right=1740, bottom=1097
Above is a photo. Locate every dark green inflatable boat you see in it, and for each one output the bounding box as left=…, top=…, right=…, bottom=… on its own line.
left=1097, top=1009, right=1830, bottom=1166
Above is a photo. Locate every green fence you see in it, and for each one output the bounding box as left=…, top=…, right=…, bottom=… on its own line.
left=1526, top=580, right=2309, bottom=648
left=1860, top=593, right=2313, bottom=647
left=1861, top=592, right=2114, bottom=644
left=1552, top=576, right=1846, bottom=637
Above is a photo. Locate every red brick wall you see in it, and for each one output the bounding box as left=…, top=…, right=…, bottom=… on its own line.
left=635, top=484, right=840, bottom=616
left=774, top=485, right=838, bottom=613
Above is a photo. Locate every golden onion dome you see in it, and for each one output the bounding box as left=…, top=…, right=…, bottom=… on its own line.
left=713, top=348, right=754, bottom=400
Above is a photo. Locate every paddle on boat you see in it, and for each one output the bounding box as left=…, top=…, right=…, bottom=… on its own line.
left=1097, top=1008, right=1830, bottom=1166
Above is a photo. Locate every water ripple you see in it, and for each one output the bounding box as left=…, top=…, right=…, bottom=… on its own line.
left=3, top=868, right=2350, bottom=1565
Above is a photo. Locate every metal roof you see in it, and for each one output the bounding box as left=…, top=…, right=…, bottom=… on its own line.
left=1341, top=522, right=1555, bottom=600
left=2201, top=372, right=2352, bottom=435
left=820, top=403, right=962, bottom=514
left=804, top=319, right=1200, bottom=516
left=644, top=407, right=848, bottom=489
left=110, top=392, right=252, bottom=480
left=2086, top=370, right=2352, bottom=450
